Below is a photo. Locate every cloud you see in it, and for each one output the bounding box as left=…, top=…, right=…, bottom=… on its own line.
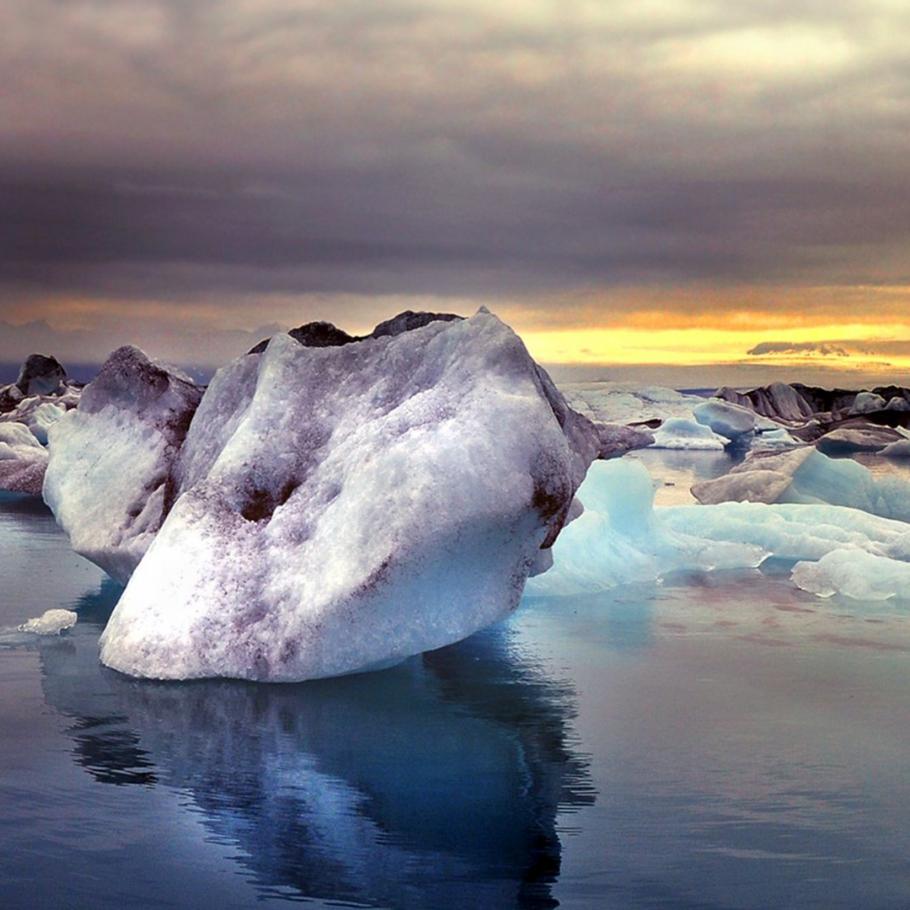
left=748, top=341, right=851, bottom=357
left=1, top=0, right=909, bottom=358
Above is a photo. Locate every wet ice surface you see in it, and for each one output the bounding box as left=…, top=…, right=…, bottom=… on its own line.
left=2, top=467, right=910, bottom=909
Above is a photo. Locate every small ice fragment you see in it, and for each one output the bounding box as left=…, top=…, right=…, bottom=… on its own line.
left=19, top=609, right=78, bottom=635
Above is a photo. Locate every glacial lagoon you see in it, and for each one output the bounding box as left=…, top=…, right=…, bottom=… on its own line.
left=2, top=455, right=910, bottom=909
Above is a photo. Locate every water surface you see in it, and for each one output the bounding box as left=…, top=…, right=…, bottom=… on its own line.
left=2, top=489, right=910, bottom=909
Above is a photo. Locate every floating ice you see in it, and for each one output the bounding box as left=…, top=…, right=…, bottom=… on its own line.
left=525, top=459, right=766, bottom=596
left=528, top=455, right=910, bottom=602
left=661, top=501, right=910, bottom=564
left=792, top=550, right=910, bottom=601
left=559, top=382, right=706, bottom=426
left=100, top=309, right=640, bottom=682
left=650, top=417, right=726, bottom=451
left=43, top=346, right=203, bottom=582
left=693, top=399, right=756, bottom=443
left=751, top=426, right=800, bottom=451
left=850, top=391, right=887, bottom=415
left=882, top=439, right=910, bottom=459
left=886, top=396, right=910, bottom=412
left=692, top=447, right=910, bottom=522
left=715, top=382, right=818, bottom=422
left=19, top=609, right=78, bottom=635
left=815, top=425, right=902, bottom=455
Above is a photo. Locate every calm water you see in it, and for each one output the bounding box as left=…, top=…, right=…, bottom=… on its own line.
left=2, top=484, right=910, bottom=909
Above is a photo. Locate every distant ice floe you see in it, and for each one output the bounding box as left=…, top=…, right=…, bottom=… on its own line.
left=559, top=381, right=800, bottom=453
left=559, top=382, right=705, bottom=426
left=527, top=458, right=910, bottom=603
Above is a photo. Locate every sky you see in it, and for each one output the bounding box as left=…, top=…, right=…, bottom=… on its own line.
left=2, top=0, right=909, bottom=385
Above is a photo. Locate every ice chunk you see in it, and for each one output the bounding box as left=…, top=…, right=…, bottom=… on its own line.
left=792, top=550, right=910, bottom=601
left=0, top=421, right=48, bottom=495
left=43, top=346, right=203, bottom=582
left=849, top=391, right=887, bottom=415
left=815, top=425, right=901, bottom=455
left=15, top=354, right=67, bottom=397
left=881, top=439, right=910, bottom=459
left=886, top=396, right=910, bottom=412
left=692, top=447, right=910, bottom=522
left=661, top=500, right=910, bottom=564
left=650, top=417, right=726, bottom=451
left=19, top=609, right=78, bottom=635
left=715, top=382, right=818, bottom=422
left=525, top=459, right=766, bottom=596
left=528, top=455, right=910, bottom=599
left=559, top=382, right=706, bottom=426
left=100, top=310, right=632, bottom=682
left=27, top=401, right=66, bottom=445
left=751, top=426, right=800, bottom=451
left=693, top=399, right=756, bottom=442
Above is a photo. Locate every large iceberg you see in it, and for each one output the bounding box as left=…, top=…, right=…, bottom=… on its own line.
left=98, top=309, right=647, bottom=681
left=43, top=346, right=203, bottom=582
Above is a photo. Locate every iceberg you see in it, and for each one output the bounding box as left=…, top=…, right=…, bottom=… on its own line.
left=692, top=399, right=756, bottom=443
left=1, top=353, right=81, bottom=452
left=525, top=459, right=766, bottom=596
left=792, top=550, right=910, bottom=601
left=0, top=422, right=49, bottom=495
left=882, top=439, right=910, bottom=459
left=849, top=391, right=887, bottom=415
left=692, top=447, right=910, bottom=522
left=660, top=501, right=910, bottom=564
left=815, top=425, right=903, bottom=455
left=716, top=382, right=910, bottom=423
left=43, top=346, right=203, bottom=582
left=715, top=382, right=818, bottom=422
left=98, top=309, right=645, bottom=682
left=528, top=456, right=910, bottom=603
left=751, top=425, right=800, bottom=451
left=649, top=417, right=727, bottom=451
left=559, top=381, right=706, bottom=426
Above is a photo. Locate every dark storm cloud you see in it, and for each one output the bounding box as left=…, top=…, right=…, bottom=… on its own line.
left=1, top=0, right=909, bottom=316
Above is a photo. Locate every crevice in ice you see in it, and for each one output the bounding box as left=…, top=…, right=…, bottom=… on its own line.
left=240, top=480, right=298, bottom=522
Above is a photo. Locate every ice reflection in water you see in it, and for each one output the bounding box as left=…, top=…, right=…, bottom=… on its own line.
left=37, top=606, right=593, bottom=909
